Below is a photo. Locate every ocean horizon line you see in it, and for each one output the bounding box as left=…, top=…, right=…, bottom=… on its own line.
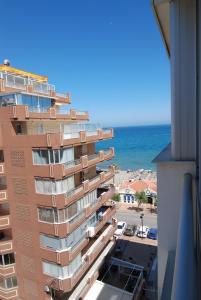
left=104, top=123, right=171, bottom=129
left=96, top=124, right=171, bottom=171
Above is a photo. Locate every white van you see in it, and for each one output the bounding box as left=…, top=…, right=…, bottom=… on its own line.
left=137, top=226, right=149, bottom=238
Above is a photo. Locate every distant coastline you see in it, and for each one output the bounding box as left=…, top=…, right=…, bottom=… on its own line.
left=109, top=123, right=171, bottom=129
left=97, top=124, right=171, bottom=171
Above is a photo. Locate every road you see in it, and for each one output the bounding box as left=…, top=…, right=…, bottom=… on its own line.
left=116, top=211, right=157, bottom=228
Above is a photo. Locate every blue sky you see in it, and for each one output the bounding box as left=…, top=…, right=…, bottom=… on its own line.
left=1, top=0, right=170, bottom=126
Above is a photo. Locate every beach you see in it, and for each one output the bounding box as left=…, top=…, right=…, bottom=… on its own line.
left=113, top=169, right=157, bottom=186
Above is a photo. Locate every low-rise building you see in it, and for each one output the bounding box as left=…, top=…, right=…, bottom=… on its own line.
left=116, top=179, right=157, bottom=203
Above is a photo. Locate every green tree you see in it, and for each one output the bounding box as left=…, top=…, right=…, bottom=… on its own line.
left=112, top=194, right=120, bottom=202
left=135, top=191, right=148, bottom=210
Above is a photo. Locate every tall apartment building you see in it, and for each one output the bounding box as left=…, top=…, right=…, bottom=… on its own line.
left=0, top=62, right=116, bottom=300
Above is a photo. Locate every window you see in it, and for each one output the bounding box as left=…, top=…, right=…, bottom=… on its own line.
left=41, top=221, right=88, bottom=252
left=0, top=253, right=15, bottom=266
left=18, top=94, right=52, bottom=112
left=35, top=175, right=75, bottom=195
left=32, top=147, right=74, bottom=165
left=88, top=214, right=97, bottom=227
left=42, top=254, right=82, bottom=279
left=38, top=208, right=55, bottom=223
left=0, top=276, right=17, bottom=289
left=67, top=203, right=77, bottom=219
left=40, top=235, right=61, bottom=250
left=38, top=188, right=97, bottom=224
left=16, top=124, right=22, bottom=134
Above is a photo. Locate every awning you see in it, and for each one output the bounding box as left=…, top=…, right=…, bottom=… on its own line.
left=152, top=0, right=170, bottom=56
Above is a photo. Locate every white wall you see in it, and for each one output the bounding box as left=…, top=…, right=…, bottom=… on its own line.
left=157, top=154, right=195, bottom=299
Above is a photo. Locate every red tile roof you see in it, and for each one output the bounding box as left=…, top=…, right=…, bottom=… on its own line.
left=119, top=180, right=157, bottom=193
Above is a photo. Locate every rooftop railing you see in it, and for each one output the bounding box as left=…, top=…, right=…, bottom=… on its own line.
left=0, top=70, right=72, bottom=100
left=0, top=71, right=55, bottom=92
left=3, top=73, right=27, bottom=90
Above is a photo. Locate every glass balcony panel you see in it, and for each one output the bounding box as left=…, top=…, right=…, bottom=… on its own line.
left=65, top=185, right=83, bottom=198
left=69, top=211, right=85, bottom=224
left=4, top=73, right=26, bottom=90
left=76, top=111, right=87, bottom=116
left=32, top=82, right=54, bottom=94
left=56, top=105, right=69, bottom=114
left=63, top=132, right=80, bottom=139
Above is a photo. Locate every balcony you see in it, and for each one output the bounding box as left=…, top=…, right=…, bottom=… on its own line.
left=38, top=188, right=115, bottom=237
left=87, top=204, right=116, bottom=237
left=0, top=105, right=89, bottom=121
left=11, top=124, right=113, bottom=148
left=0, top=188, right=7, bottom=203
left=0, top=287, right=18, bottom=300
left=0, top=163, right=5, bottom=176
left=85, top=189, right=115, bottom=218
left=0, top=264, right=15, bottom=277
left=40, top=235, right=89, bottom=266
left=0, top=214, right=10, bottom=230
left=65, top=168, right=114, bottom=206
left=0, top=72, right=70, bottom=103
left=84, top=222, right=116, bottom=265
left=0, top=239, right=13, bottom=254
left=36, top=168, right=115, bottom=208
left=32, top=148, right=114, bottom=178
left=38, top=210, right=86, bottom=237
left=44, top=223, right=116, bottom=292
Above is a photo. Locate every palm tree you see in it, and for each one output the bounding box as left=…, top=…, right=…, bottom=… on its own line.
left=112, top=163, right=119, bottom=173
left=135, top=191, right=148, bottom=210
left=112, top=193, right=120, bottom=202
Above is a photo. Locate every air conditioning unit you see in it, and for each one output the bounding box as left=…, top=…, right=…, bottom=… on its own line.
left=87, top=227, right=95, bottom=237
left=44, top=286, right=50, bottom=293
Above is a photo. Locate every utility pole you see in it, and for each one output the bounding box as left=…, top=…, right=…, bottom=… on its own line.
left=140, top=213, right=144, bottom=239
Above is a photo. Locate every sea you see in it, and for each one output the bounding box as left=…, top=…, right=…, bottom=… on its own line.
left=96, top=124, right=171, bottom=171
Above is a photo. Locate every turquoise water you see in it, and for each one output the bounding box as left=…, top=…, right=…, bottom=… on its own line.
left=96, top=124, right=171, bottom=170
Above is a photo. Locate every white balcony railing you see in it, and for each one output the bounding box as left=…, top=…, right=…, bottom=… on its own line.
left=32, top=82, right=54, bottom=94
left=0, top=72, right=55, bottom=92
left=166, top=173, right=197, bottom=300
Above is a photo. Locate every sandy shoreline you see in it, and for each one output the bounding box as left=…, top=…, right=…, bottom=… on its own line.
left=113, top=169, right=157, bottom=185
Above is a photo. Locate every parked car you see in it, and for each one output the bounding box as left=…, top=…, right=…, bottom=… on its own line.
left=137, top=226, right=149, bottom=238
left=124, top=225, right=137, bottom=236
left=114, top=221, right=127, bottom=236
left=147, top=228, right=158, bottom=240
